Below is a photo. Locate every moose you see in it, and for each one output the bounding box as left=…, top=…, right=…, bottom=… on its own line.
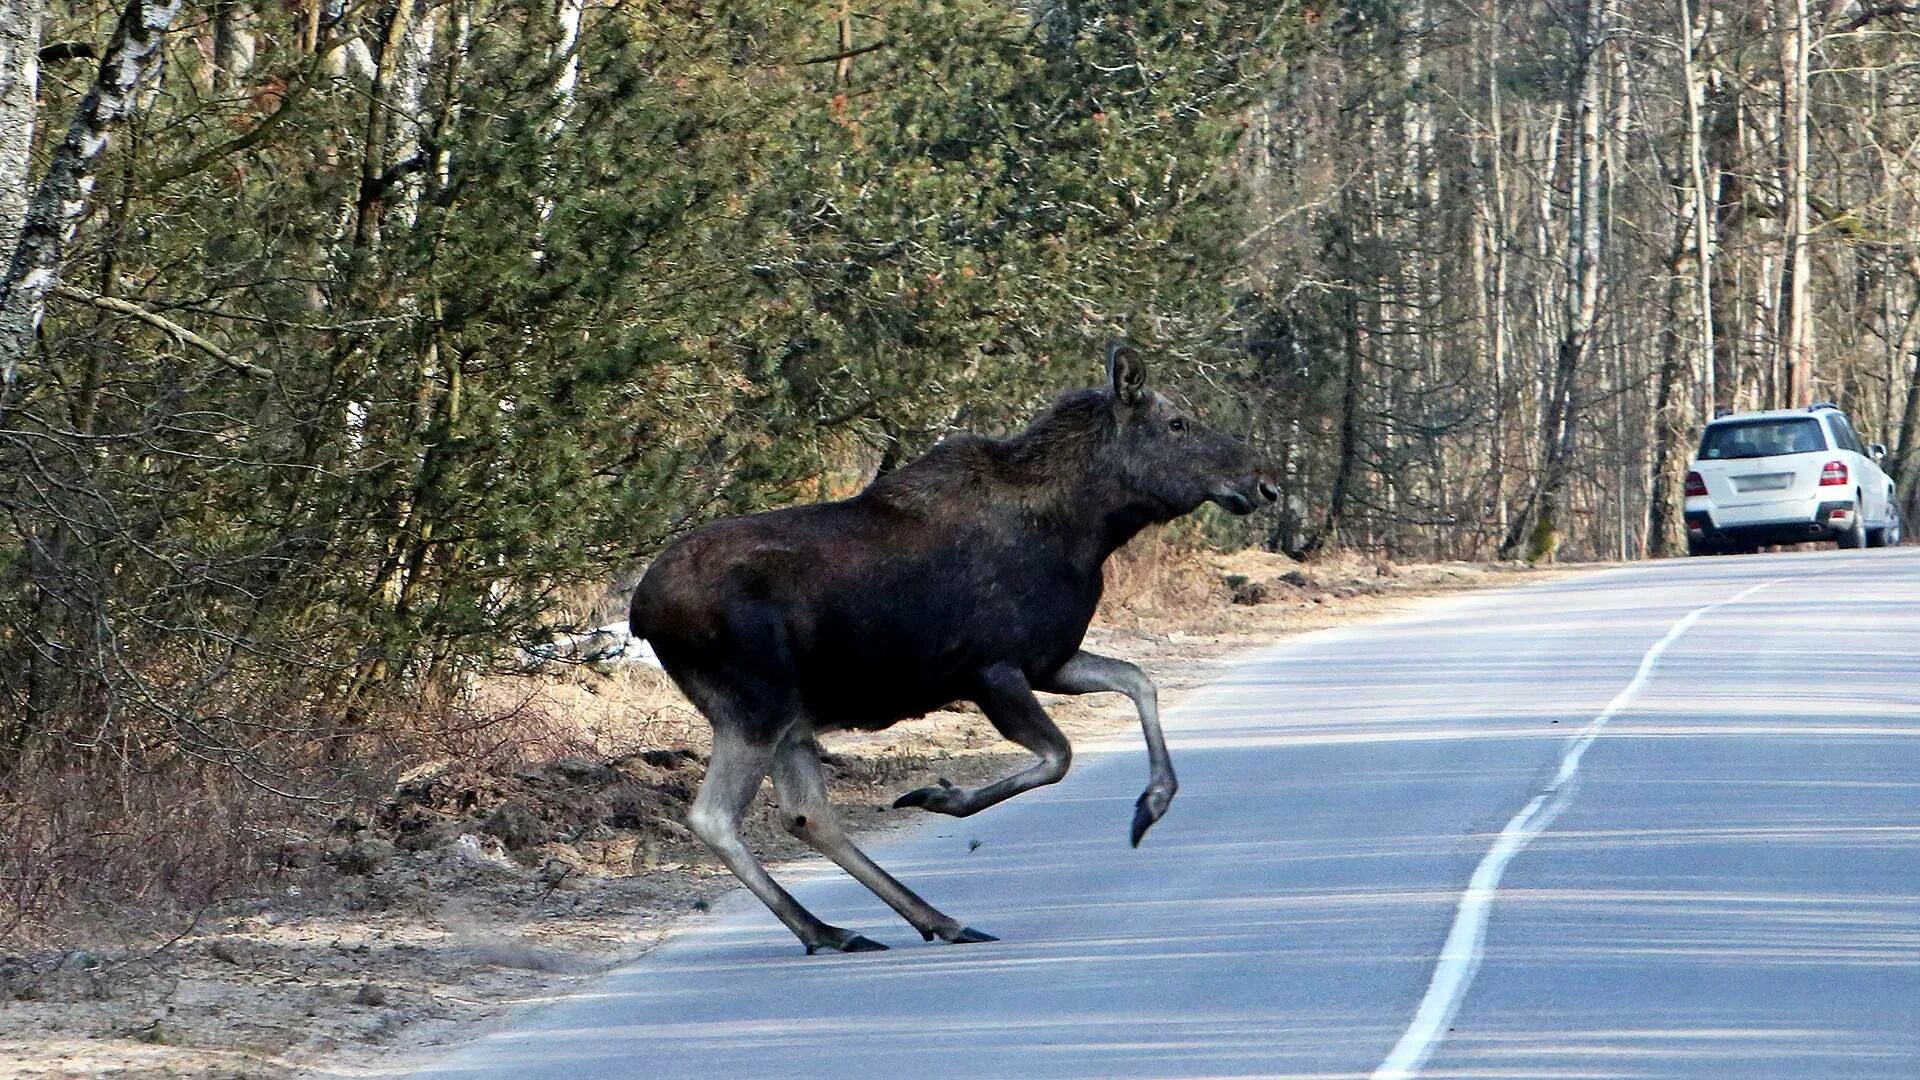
left=628, top=343, right=1276, bottom=954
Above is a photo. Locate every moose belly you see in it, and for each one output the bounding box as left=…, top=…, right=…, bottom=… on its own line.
left=795, top=576, right=1098, bottom=731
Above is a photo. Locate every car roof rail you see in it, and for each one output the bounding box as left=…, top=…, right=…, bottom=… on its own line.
left=1713, top=406, right=1733, bottom=418
left=1807, top=400, right=1838, bottom=412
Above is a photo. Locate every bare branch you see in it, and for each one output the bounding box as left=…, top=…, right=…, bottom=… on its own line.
left=48, top=284, right=276, bottom=380
left=1839, top=3, right=1920, bottom=31
left=37, top=41, right=96, bottom=64
left=793, top=39, right=891, bottom=66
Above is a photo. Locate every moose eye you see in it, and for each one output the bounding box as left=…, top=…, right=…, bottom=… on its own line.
left=1168, top=417, right=1188, bottom=433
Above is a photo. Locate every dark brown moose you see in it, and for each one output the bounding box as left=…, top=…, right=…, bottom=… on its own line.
left=629, top=344, right=1277, bottom=953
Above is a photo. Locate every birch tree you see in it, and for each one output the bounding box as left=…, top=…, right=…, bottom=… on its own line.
left=0, top=0, right=185, bottom=407
left=1499, top=0, right=1614, bottom=561
left=0, top=0, right=44, bottom=383
left=1776, top=0, right=1814, bottom=404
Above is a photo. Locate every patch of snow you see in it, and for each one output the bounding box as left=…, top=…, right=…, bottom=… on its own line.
left=518, top=623, right=661, bottom=670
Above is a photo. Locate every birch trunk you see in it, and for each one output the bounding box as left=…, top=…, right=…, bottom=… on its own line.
left=352, top=0, right=425, bottom=249
left=1776, top=0, right=1813, bottom=405
left=0, top=0, right=41, bottom=250
left=1889, top=257, right=1920, bottom=496
left=1500, top=0, right=1610, bottom=562
left=1678, top=0, right=1717, bottom=415
left=1484, top=0, right=1512, bottom=542
left=0, top=0, right=43, bottom=375
left=1607, top=32, right=1634, bottom=561
left=1647, top=226, right=1692, bottom=558
left=211, top=0, right=255, bottom=95
left=0, top=0, right=185, bottom=411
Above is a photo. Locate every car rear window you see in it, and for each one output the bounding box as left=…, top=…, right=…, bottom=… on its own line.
left=1699, top=417, right=1828, bottom=459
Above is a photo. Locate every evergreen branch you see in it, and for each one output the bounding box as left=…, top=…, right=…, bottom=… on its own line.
left=148, top=79, right=315, bottom=187
left=147, top=32, right=356, bottom=188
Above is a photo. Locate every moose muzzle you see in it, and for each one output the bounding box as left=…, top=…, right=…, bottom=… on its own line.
left=1210, top=476, right=1281, bottom=516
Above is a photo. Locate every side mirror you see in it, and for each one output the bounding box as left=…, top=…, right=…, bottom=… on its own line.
left=1870, top=442, right=1888, bottom=462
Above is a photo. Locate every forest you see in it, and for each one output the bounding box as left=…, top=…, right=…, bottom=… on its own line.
left=2, top=0, right=1918, bottom=922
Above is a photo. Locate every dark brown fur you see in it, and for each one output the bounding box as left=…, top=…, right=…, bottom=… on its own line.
left=629, top=345, right=1273, bottom=953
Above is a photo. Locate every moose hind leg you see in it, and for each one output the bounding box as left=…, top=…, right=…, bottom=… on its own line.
left=894, top=663, right=1070, bottom=818
left=772, top=732, right=996, bottom=945
left=688, top=725, right=888, bottom=955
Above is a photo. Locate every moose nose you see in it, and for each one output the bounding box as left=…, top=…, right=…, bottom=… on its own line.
left=1257, top=480, right=1279, bottom=504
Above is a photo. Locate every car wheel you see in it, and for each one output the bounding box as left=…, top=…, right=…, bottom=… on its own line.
left=1839, top=510, right=1868, bottom=550
left=1868, top=525, right=1887, bottom=548
left=1890, top=516, right=1905, bottom=547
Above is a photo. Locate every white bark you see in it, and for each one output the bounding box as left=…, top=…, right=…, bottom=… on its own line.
left=552, top=0, right=584, bottom=113
left=211, top=0, right=256, bottom=94
left=0, top=0, right=42, bottom=255
left=1777, top=0, right=1813, bottom=404
left=1479, top=0, right=1512, bottom=535
left=1678, top=0, right=1717, bottom=414
left=534, top=0, right=585, bottom=226
left=388, top=0, right=437, bottom=229
left=1500, top=0, right=1612, bottom=560
left=0, top=0, right=186, bottom=410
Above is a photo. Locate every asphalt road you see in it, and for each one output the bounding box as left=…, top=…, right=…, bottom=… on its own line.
left=405, top=548, right=1920, bottom=1080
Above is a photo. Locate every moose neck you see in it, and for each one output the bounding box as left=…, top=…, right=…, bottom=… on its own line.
left=1086, top=480, right=1184, bottom=564
left=995, top=390, right=1200, bottom=568
left=864, top=390, right=1188, bottom=572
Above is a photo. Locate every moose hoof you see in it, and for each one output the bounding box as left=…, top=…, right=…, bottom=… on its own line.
left=806, top=930, right=890, bottom=955
left=893, top=777, right=963, bottom=815
left=1130, top=787, right=1174, bottom=848
left=921, top=923, right=997, bottom=944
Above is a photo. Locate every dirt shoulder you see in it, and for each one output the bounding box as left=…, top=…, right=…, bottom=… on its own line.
left=0, top=551, right=1567, bottom=1079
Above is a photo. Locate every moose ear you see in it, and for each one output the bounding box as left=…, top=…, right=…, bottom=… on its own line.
left=1105, top=342, right=1149, bottom=409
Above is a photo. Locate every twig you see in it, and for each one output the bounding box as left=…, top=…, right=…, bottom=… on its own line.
left=38, top=42, right=98, bottom=64
left=534, top=864, right=575, bottom=908
left=794, top=39, right=891, bottom=65
left=1839, top=3, right=1920, bottom=31
left=48, top=285, right=276, bottom=380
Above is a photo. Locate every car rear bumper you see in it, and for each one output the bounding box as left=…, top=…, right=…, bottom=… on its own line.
left=1686, top=498, right=1856, bottom=546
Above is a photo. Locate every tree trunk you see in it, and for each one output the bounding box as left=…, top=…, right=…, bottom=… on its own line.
left=0, top=0, right=41, bottom=245
left=352, top=0, right=425, bottom=250
left=1707, top=54, right=1741, bottom=413
left=0, top=0, right=44, bottom=377
left=1677, top=0, right=1717, bottom=416
left=1647, top=235, right=1691, bottom=558
left=1485, top=1, right=1513, bottom=547
left=211, top=0, right=255, bottom=95
left=1500, top=0, right=1609, bottom=562
left=0, top=0, right=185, bottom=410
left=1605, top=18, right=1633, bottom=561
left=1307, top=211, right=1366, bottom=557
left=1889, top=257, right=1920, bottom=497
left=1775, top=0, right=1813, bottom=405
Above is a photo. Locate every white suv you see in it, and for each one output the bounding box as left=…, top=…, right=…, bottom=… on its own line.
left=1684, top=404, right=1902, bottom=556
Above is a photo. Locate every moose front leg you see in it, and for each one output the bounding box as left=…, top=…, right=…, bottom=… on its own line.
left=1036, top=650, right=1175, bottom=847
left=894, top=663, right=1072, bottom=817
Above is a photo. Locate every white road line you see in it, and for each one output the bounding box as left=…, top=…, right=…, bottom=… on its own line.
left=1370, top=576, right=1782, bottom=1080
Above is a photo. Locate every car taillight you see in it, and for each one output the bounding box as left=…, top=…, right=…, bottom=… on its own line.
left=1820, top=461, right=1848, bottom=486
left=1685, top=471, right=1707, bottom=497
